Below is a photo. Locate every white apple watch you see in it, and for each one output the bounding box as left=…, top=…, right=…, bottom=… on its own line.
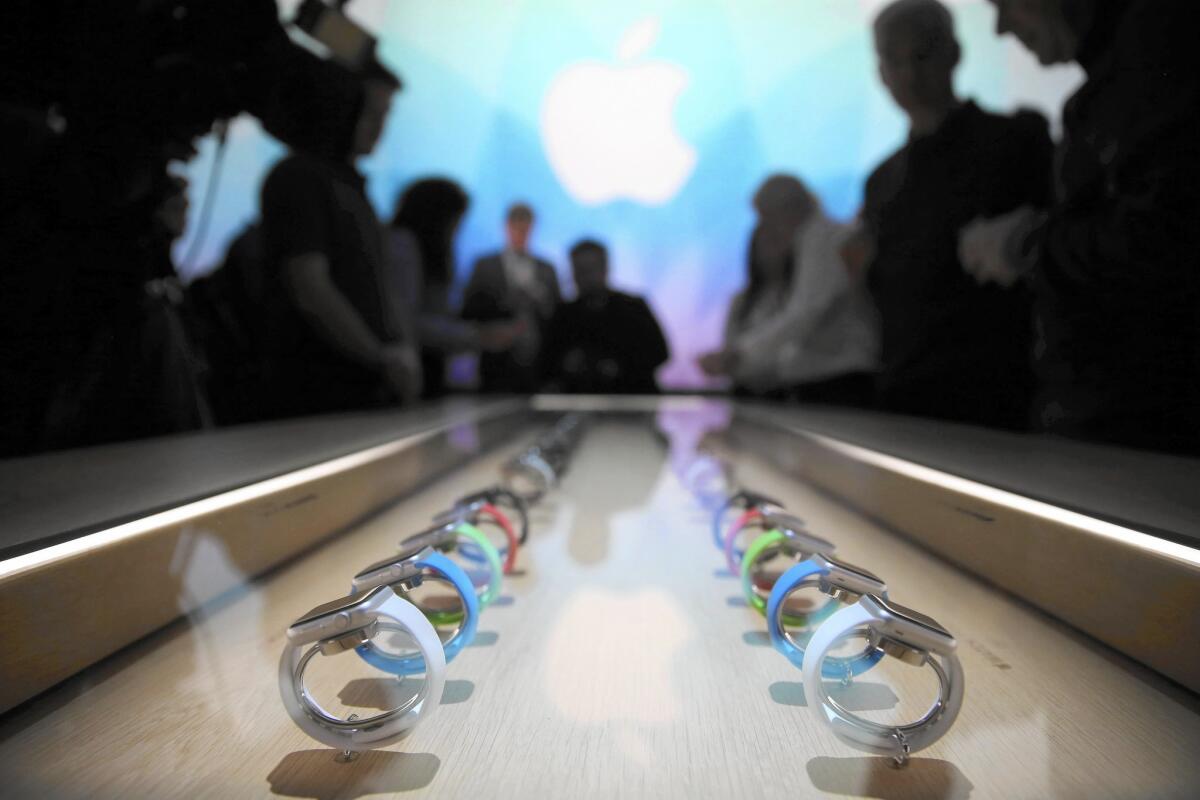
left=278, top=585, right=446, bottom=752
left=802, top=594, right=964, bottom=765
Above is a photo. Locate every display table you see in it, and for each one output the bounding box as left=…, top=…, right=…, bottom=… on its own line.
left=1, top=397, right=1197, bottom=798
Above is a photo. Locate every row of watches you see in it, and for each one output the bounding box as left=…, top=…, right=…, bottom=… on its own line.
left=277, top=415, right=587, bottom=754
left=714, top=489, right=965, bottom=766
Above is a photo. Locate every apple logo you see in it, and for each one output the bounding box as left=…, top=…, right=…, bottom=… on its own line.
left=540, top=17, right=697, bottom=206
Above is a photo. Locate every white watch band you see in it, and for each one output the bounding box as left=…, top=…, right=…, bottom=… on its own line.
left=802, top=602, right=964, bottom=758
left=279, top=593, right=446, bottom=751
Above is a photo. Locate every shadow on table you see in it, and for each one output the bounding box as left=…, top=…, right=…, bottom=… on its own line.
left=468, top=630, right=500, bottom=647
left=338, top=678, right=475, bottom=709
left=769, top=680, right=898, bottom=711
left=268, top=749, right=439, bottom=799
left=742, top=630, right=770, bottom=646
left=806, top=756, right=973, bottom=800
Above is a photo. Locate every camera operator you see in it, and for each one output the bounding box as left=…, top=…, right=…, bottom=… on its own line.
left=257, top=60, right=420, bottom=418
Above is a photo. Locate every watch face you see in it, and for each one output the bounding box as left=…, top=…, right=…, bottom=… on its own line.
left=783, top=527, right=835, bottom=556
left=868, top=594, right=950, bottom=652
left=458, top=489, right=490, bottom=506
left=292, top=585, right=386, bottom=628
left=431, top=506, right=469, bottom=527
left=402, top=523, right=454, bottom=550
left=735, top=490, right=780, bottom=509
left=763, top=509, right=805, bottom=532
left=353, top=546, right=423, bottom=585
left=820, top=553, right=884, bottom=587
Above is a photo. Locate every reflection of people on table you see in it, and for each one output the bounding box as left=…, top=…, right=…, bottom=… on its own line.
left=545, top=239, right=669, bottom=394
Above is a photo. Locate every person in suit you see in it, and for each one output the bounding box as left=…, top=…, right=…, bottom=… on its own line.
left=462, top=202, right=561, bottom=392
left=544, top=239, right=669, bottom=394
left=862, top=0, right=1053, bottom=430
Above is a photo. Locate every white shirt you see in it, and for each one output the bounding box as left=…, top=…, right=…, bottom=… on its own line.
left=501, top=249, right=551, bottom=310
left=727, top=212, right=879, bottom=390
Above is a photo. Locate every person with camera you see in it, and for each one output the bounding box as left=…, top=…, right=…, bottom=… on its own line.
left=258, top=61, right=421, bottom=418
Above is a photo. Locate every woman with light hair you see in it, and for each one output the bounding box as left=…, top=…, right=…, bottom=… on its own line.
left=698, top=174, right=879, bottom=405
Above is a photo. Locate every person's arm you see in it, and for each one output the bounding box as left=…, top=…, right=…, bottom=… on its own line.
left=635, top=298, right=670, bottom=371
left=541, top=303, right=570, bottom=385
left=1035, top=108, right=1200, bottom=297
left=543, top=260, right=563, bottom=307
left=787, top=218, right=855, bottom=345
left=284, top=252, right=386, bottom=367
left=727, top=241, right=811, bottom=371
left=461, top=258, right=499, bottom=321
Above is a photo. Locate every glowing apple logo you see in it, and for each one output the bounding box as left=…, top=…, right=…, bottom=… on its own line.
left=540, top=17, right=697, bottom=206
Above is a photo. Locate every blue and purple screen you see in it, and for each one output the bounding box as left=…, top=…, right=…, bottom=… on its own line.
left=178, top=0, right=1082, bottom=387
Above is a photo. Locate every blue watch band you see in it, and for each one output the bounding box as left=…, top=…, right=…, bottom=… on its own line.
left=355, top=552, right=479, bottom=675
left=712, top=498, right=734, bottom=550
left=766, top=560, right=882, bottom=678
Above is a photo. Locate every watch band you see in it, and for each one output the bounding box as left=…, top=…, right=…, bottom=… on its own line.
left=741, top=530, right=839, bottom=628
left=766, top=559, right=881, bottom=676
left=802, top=602, right=965, bottom=758
left=454, top=502, right=520, bottom=574
left=723, top=507, right=765, bottom=575
left=356, top=551, right=479, bottom=674
left=279, top=591, right=446, bottom=751
left=454, top=522, right=503, bottom=608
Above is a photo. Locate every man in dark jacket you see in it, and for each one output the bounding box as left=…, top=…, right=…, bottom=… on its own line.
left=964, top=0, right=1200, bottom=453
left=862, top=0, right=1054, bottom=430
left=462, top=203, right=561, bottom=393
left=545, top=239, right=669, bottom=394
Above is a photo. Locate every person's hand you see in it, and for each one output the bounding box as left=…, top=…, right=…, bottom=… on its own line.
left=839, top=227, right=875, bottom=279
left=697, top=350, right=737, bottom=376
left=958, top=206, right=1037, bottom=288
left=476, top=320, right=526, bottom=353
left=562, top=348, right=587, bottom=376
left=379, top=344, right=423, bottom=405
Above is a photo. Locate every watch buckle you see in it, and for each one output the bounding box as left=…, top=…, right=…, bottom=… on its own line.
left=319, top=620, right=379, bottom=656
left=879, top=636, right=929, bottom=666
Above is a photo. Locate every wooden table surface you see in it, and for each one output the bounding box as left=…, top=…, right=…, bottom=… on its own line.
left=1, top=411, right=1198, bottom=799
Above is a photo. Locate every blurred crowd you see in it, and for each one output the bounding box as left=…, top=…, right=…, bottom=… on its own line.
left=2, top=0, right=1197, bottom=457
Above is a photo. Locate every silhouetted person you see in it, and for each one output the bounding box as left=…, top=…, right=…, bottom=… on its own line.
left=385, top=179, right=521, bottom=397
left=185, top=222, right=272, bottom=425
left=861, top=0, right=1053, bottom=429
left=462, top=203, right=561, bottom=392
left=961, top=0, right=1200, bottom=454
left=37, top=173, right=212, bottom=448
left=258, top=62, right=420, bottom=418
left=698, top=175, right=878, bottom=405
left=545, top=239, right=668, bottom=394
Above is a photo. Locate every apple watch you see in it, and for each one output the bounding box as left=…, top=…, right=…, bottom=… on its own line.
left=739, top=525, right=836, bottom=620
left=723, top=504, right=802, bottom=576
left=401, top=521, right=503, bottom=608
left=766, top=552, right=887, bottom=677
left=455, top=486, right=530, bottom=545
left=432, top=500, right=520, bottom=574
left=278, top=585, right=446, bottom=752
left=501, top=450, right=556, bottom=505
left=350, top=544, right=480, bottom=674
left=712, top=489, right=781, bottom=550
left=802, top=595, right=964, bottom=764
